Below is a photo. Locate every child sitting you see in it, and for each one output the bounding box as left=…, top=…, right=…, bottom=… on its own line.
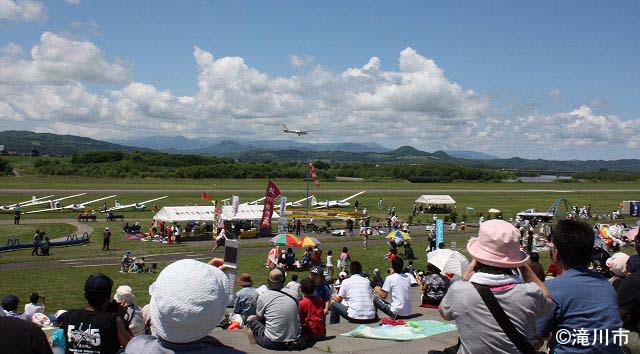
left=299, top=277, right=326, bottom=341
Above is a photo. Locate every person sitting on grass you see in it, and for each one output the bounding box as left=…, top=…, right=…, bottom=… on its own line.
left=2, top=295, right=29, bottom=320
left=58, top=274, right=132, bottom=354
left=286, top=274, right=302, bottom=299
left=330, top=261, right=377, bottom=324
left=24, top=292, right=46, bottom=319
left=299, top=277, right=326, bottom=341
left=373, top=256, right=412, bottom=320
left=125, top=259, right=244, bottom=353
left=420, top=263, right=450, bottom=307
left=245, top=268, right=306, bottom=350
left=309, top=266, right=332, bottom=316
left=234, top=273, right=258, bottom=322
left=113, top=285, right=145, bottom=337
left=121, top=251, right=134, bottom=273
left=536, top=219, right=623, bottom=353
left=440, top=220, right=553, bottom=354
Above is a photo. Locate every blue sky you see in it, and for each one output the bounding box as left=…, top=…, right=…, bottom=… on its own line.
left=1, top=1, right=639, bottom=159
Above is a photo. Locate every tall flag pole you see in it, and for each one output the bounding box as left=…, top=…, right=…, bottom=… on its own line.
left=306, top=160, right=310, bottom=215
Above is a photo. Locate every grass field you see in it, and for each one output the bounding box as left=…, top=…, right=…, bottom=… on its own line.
left=0, top=223, right=76, bottom=244
left=1, top=177, right=639, bottom=312
left=2, top=176, right=640, bottom=190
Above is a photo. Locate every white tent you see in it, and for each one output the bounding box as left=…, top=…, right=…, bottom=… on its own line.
left=153, top=205, right=278, bottom=222
left=414, top=195, right=456, bottom=205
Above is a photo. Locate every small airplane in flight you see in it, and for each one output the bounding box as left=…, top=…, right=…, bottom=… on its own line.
left=281, top=124, right=319, bottom=136
left=311, top=191, right=366, bottom=209
left=105, top=196, right=169, bottom=212
left=0, top=195, right=55, bottom=213
left=26, top=195, right=117, bottom=214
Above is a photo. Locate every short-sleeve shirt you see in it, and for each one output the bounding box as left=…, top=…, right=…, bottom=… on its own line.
left=24, top=303, right=45, bottom=318
left=59, top=309, right=120, bottom=354
left=256, top=288, right=301, bottom=342
left=381, top=273, right=412, bottom=317
left=234, top=286, right=258, bottom=318
left=312, top=283, right=331, bottom=303
left=338, top=274, right=375, bottom=319
left=298, top=296, right=326, bottom=339
left=535, top=267, right=623, bottom=354
left=441, top=281, right=551, bottom=354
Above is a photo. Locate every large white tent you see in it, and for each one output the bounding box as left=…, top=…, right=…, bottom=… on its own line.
left=414, top=195, right=456, bottom=205
left=153, top=205, right=279, bottom=222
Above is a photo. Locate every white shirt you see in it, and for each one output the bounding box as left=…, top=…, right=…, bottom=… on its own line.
left=381, top=273, right=412, bottom=317
left=338, top=274, right=376, bottom=319
left=326, top=255, right=333, bottom=267
left=24, top=303, right=44, bottom=318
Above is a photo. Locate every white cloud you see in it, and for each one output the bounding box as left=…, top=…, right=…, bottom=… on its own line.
left=514, top=105, right=640, bottom=149
left=1, top=34, right=638, bottom=158
left=548, top=88, right=561, bottom=100
left=0, top=32, right=131, bottom=84
left=0, top=0, right=45, bottom=22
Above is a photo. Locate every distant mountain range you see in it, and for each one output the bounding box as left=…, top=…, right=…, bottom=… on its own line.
left=0, top=130, right=148, bottom=156
left=111, top=136, right=391, bottom=154
left=3, top=131, right=640, bottom=172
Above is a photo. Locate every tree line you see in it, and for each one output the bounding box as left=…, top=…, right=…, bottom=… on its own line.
left=19, top=151, right=640, bottom=182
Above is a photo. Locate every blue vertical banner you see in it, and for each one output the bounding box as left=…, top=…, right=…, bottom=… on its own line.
left=436, top=219, right=444, bottom=249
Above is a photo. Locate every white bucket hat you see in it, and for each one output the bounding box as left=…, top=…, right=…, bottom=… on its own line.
left=113, top=285, right=135, bottom=306
left=149, top=259, right=229, bottom=343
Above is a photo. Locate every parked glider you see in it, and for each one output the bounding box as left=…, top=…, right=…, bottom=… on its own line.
left=311, top=191, right=366, bottom=209
left=25, top=195, right=117, bottom=214
left=106, top=196, right=169, bottom=212
left=0, top=195, right=55, bottom=213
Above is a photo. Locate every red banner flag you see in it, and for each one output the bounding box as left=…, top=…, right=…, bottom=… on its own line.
left=201, top=191, right=213, bottom=201
left=260, top=180, right=281, bottom=230
left=308, top=162, right=320, bottom=188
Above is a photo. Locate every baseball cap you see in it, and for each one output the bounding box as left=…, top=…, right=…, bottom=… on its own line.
left=84, top=274, right=113, bottom=296
left=310, top=265, right=323, bottom=275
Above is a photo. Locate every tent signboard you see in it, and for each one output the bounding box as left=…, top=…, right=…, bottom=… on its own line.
left=153, top=205, right=279, bottom=222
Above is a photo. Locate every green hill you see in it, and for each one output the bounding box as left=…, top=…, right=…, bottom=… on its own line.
left=0, top=131, right=150, bottom=156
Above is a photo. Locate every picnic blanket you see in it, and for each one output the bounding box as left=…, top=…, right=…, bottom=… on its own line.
left=342, top=320, right=456, bottom=341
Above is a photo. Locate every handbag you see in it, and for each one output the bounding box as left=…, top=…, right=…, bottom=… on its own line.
left=471, top=282, right=536, bottom=354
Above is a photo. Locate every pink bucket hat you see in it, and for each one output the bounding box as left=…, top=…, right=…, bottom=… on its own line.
left=467, top=219, right=529, bottom=268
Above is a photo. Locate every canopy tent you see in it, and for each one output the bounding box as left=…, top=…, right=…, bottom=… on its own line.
left=415, top=195, right=456, bottom=205
left=153, top=205, right=278, bottom=222
left=488, top=208, right=501, bottom=214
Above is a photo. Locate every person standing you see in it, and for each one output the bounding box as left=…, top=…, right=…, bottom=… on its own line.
left=102, top=227, right=111, bottom=251
left=378, top=199, right=383, bottom=210
left=13, top=205, right=20, bottom=225
left=32, top=230, right=41, bottom=256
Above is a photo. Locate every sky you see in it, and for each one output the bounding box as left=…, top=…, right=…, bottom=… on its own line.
left=0, top=1, right=639, bottom=160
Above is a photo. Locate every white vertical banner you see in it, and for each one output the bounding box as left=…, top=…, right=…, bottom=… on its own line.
left=232, top=195, right=240, bottom=216
left=280, top=196, right=287, bottom=214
